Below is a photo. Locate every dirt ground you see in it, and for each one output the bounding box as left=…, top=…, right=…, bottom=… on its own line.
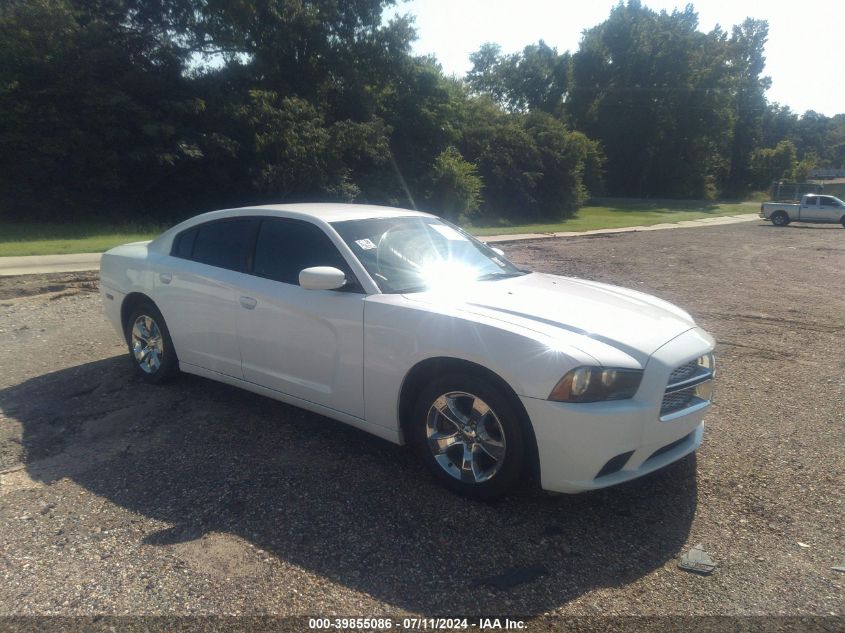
left=0, top=221, right=843, bottom=626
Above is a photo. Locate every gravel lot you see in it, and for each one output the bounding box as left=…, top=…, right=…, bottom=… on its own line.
left=0, top=221, right=843, bottom=625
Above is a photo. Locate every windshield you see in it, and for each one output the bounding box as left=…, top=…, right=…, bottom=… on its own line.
left=331, top=216, right=527, bottom=293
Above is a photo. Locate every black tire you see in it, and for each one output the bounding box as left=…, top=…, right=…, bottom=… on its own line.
left=410, top=373, right=529, bottom=500
left=840, top=216, right=845, bottom=229
left=771, top=211, right=790, bottom=227
left=125, top=301, right=179, bottom=384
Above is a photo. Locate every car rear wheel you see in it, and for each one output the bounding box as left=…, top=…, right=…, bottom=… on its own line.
left=411, top=374, right=528, bottom=500
left=771, top=211, right=790, bottom=226
left=126, top=302, right=178, bottom=383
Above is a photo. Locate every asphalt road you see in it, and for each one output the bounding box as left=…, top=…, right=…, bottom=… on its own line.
left=0, top=221, right=842, bottom=627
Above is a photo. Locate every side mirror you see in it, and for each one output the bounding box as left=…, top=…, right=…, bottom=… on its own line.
left=491, top=247, right=506, bottom=257
left=299, top=266, right=347, bottom=291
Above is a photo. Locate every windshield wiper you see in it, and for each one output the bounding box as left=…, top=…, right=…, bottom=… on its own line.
left=394, top=270, right=529, bottom=293
left=475, top=271, right=529, bottom=281
left=395, top=284, right=429, bottom=294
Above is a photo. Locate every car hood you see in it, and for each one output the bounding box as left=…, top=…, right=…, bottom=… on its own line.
left=404, top=272, right=696, bottom=362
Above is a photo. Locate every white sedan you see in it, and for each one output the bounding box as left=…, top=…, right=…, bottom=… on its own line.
left=100, top=204, right=715, bottom=499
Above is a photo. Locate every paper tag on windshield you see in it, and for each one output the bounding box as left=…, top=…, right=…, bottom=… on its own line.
left=355, top=238, right=377, bottom=250
left=429, top=224, right=466, bottom=241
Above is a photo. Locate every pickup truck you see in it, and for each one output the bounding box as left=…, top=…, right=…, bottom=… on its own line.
left=760, top=194, right=845, bottom=227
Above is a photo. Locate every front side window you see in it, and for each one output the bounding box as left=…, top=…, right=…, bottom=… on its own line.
left=253, top=218, right=352, bottom=285
left=331, top=216, right=526, bottom=293
left=819, top=196, right=839, bottom=206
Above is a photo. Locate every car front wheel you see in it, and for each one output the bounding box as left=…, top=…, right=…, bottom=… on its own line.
left=126, top=302, right=178, bottom=383
left=411, top=374, right=528, bottom=500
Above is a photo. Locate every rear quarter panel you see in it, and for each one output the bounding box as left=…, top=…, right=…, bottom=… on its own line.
left=99, top=241, right=157, bottom=338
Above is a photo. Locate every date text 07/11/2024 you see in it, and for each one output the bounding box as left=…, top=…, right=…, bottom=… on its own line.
left=307, top=617, right=526, bottom=630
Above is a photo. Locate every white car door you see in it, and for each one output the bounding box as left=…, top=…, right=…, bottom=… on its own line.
left=801, top=196, right=821, bottom=221
left=817, top=196, right=843, bottom=222
left=234, top=217, right=366, bottom=418
left=155, top=217, right=259, bottom=378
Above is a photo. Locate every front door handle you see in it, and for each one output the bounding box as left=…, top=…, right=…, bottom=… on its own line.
left=239, top=296, right=257, bottom=310
left=159, top=272, right=172, bottom=284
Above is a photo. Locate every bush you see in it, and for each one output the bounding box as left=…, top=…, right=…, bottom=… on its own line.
left=426, top=147, right=483, bottom=221
left=460, top=104, right=605, bottom=222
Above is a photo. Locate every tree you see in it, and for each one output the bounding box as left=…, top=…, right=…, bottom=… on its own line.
left=11, top=0, right=840, bottom=226
left=524, top=113, right=603, bottom=217
left=0, top=0, right=202, bottom=219
left=377, top=58, right=467, bottom=209
left=761, top=103, right=798, bottom=149
left=724, top=18, right=771, bottom=196
left=460, top=98, right=542, bottom=218
left=792, top=152, right=819, bottom=182
left=467, top=43, right=509, bottom=107
left=749, top=140, right=797, bottom=188
left=568, top=1, right=734, bottom=198
left=234, top=91, right=343, bottom=199
left=468, top=41, right=570, bottom=115
left=426, top=147, right=483, bottom=221
left=0, top=0, right=420, bottom=219
left=458, top=100, right=604, bottom=221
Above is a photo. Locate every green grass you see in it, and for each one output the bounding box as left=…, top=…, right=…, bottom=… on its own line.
left=468, top=199, right=760, bottom=236
left=0, top=199, right=761, bottom=256
left=0, top=223, right=164, bottom=257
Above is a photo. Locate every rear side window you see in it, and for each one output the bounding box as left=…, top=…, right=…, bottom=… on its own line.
left=172, top=227, right=197, bottom=259
left=253, top=218, right=350, bottom=285
left=190, top=218, right=259, bottom=272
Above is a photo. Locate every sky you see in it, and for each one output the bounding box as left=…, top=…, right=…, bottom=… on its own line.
left=383, top=0, right=845, bottom=116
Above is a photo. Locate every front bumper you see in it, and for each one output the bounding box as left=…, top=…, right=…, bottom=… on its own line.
left=523, top=327, right=714, bottom=494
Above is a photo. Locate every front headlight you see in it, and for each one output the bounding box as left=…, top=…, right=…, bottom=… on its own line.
left=549, top=366, right=643, bottom=403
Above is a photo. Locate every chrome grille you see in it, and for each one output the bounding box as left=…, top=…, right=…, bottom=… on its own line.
left=661, top=355, right=715, bottom=418
left=661, top=386, right=697, bottom=415
left=668, top=360, right=699, bottom=384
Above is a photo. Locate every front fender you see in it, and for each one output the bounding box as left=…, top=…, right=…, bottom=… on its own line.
left=361, top=295, right=597, bottom=433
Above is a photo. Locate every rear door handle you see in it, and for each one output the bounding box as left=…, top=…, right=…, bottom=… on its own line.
left=239, top=296, right=257, bottom=310
left=159, top=272, right=172, bottom=284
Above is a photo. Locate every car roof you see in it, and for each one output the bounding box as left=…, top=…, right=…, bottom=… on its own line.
left=147, top=203, right=438, bottom=255
left=224, top=203, right=433, bottom=223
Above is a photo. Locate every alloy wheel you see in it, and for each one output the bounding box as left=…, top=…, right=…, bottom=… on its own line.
left=425, top=391, right=507, bottom=483
left=131, top=315, right=164, bottom=374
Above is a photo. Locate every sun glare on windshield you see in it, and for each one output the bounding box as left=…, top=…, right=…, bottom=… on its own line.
left=332, top=216, right=525, bottom=293
left=418, top=259, right=480, bottom=292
